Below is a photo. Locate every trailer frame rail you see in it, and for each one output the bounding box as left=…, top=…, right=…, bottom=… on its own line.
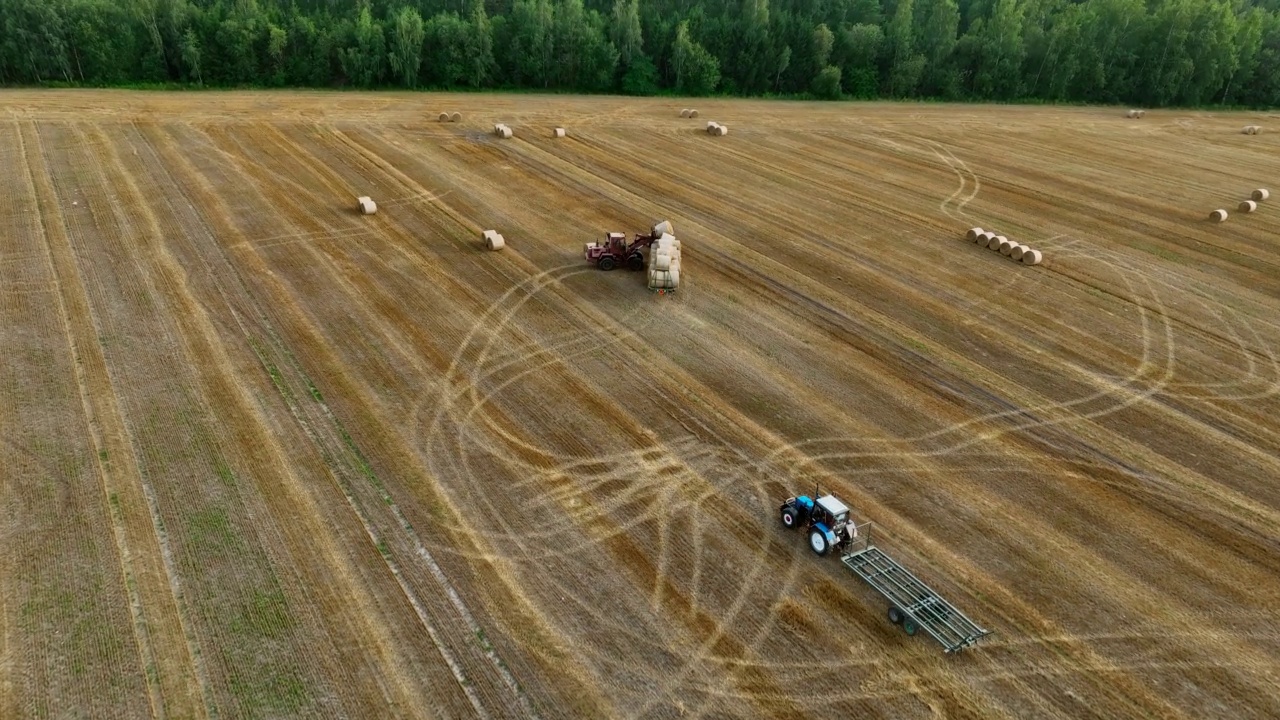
left=839, top=522, right=992, bottom=654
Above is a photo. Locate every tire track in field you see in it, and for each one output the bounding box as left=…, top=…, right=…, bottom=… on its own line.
left=20, top=119, right=210, bottom=718
left=496, top=131, right=1280, bottom=712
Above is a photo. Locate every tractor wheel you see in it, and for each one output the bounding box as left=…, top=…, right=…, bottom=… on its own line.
left=903, top=619, right=918, bottom=636
left=598, top=256, right=617, bottom=271
left=888, top=607, right=904, bottom=625
left=780, top=507, right=799, bottom=529
left=627, top=253, right=645, bottom=271
left=808, top=529, right=829, bottom=556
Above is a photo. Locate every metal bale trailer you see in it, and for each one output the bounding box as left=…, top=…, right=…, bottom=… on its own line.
left=840, top=522, right=992, bottom=654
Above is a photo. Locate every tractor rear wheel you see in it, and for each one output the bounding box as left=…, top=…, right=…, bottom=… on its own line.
left=780, top=507, right=799, bottom=528
left=888, top=607, right=904, bottom=625
left=598, top=256, right=617, bottom=271
left=627, top=253, right=645, bottom=271
left=809, top=529, right=829, bottom=556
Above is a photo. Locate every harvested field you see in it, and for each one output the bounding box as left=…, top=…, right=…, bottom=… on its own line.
left=2, top=89, right=1279, bottom=719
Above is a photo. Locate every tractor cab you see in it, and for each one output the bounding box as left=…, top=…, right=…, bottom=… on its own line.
left=814, top=495, right=850, bottom=528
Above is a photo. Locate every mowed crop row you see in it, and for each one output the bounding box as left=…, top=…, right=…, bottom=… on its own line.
left=1, top=90, right=1278, bottom=718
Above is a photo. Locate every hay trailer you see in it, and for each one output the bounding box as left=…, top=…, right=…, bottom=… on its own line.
left=778, top=491, right=992, bottom=654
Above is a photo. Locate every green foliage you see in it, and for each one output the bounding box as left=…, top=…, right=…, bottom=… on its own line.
left=2, top=0, right=1279, bottom=106
left=389, top=7, right=425, bottom=88
left=812, top=64, right=843, bottom=98
left=673, top=20, right=720, bottom=94
left=621, top=53, right=659, bottom=94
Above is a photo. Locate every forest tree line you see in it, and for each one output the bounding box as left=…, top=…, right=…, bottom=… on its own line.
left=3, top=0, right=1279, bottom=107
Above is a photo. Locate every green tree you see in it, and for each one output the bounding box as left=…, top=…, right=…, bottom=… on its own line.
left=388, top=6, right=425, bottom=87
left=812, top=64, right=842, bottom=97
left=915, top=0, right=959, bottom=95
left=610, top=0, right=642, bottom=68
left=339, top=4, right=385, bottom=87
left=812, top=23, right=834, bottom=73
left=886, top=0, right=924, bottom=95
left=672, top=20, right=720, bottom=94
left=467, top=0, right=496, bottom=88
left=180, top=26, right=202, bottom=84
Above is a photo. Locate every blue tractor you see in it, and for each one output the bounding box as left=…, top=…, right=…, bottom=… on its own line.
left=779, top=491, right=858, bottom=556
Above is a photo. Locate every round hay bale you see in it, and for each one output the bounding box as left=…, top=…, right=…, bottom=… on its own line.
left=706, top=121, right=719, bottom=132
left=1239, top=200, right=1258, bottom=213
left=1253, top=188, right=1270, bottom=201
left=999, top=239, right=1016, bottom=255
left=499, top=127, right=513, bottom=139
left=717, top=125, right=729, bottom=136
left=439, top=112, right=450, bottom=122
left=680, top=109, right=690, bottom=118
left=652, top=253, right=672, bottom=271
left=668, top=268, right=681, bottom=287
left=1210, top=209, right=1228, bottom=222
left=450, top=112, right=461, bottom=122
left=987, top=234, right=1006, bottom=250
left=1021, top=249, right=1042, bottom=265
left=689, top=110, right=699, bottom=118
left=1243, top=125, right=1256, bottom=135
left=487, top=234, right=505, bottom=251
left=1126, top=110, right=1137, bottom=119
left=554, top=127, right=566, bottom=138
left=653, top=220, right=674, bottom=236
left=482, top=229, right=499, bottom=243
left=1255, top=126, right=1264, bottom=134
left=357, top=196, right=376, bottom=215
left=1138, top=110, right=1146, bottom=118
left=1010, top=244, right=1027, bottom=261
left=966, top=227, right=984, bottom=241
left=975, top=231, right=992, bottom=245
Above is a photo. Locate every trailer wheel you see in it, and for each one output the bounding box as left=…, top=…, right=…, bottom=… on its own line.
left=808, top=529, right=829, bottom=556
left=598, top=256, right=617, bottom=271
left=903, top=619, right=918, bottom=636
left=888, top=607, right=904, bottom=625
left=780, top=507, right=799, bottom=528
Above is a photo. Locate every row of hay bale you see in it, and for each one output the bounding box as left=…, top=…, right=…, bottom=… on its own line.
left=706, top=121, right=728, bottom=136
left=438, top=112, right=463, bottom=122
left=965, top=227, right=1042, bottom=265
left=1211, top=188, right=1269, bottom=222
left=356, top=195, right=377, bottom=215
left=648, top=220, right=681, bottom=291
left=1243, top=125, right=1264, bottom=135
left=1125, top=109, right=1147, bottom=118
left=493, top=123, right=514, bottom=139
left=679, top=109, right=700, bottom=118
left=481, top=229, right=505, bottom=250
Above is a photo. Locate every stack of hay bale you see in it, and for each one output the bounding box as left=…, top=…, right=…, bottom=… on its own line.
left=648, top=220, right=681, bottom=291
left=706, top=121, right=728, bottom=136
left=680, top=109, right=700, bottom=118
left=966, top=226, right=1041, bottom=265
left=1242, top=125, right=1263, bottom=135
left=356, top=196, right=377, bottom=215
left=494, top=123, right=513, bottom=139
left=481, top=229, right=505, bottom=250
